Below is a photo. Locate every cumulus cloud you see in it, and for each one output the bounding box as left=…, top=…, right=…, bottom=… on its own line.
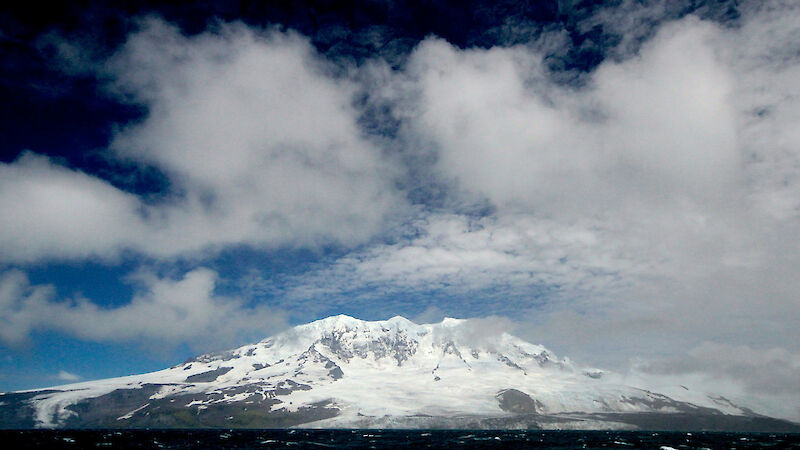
left=0, top=153, right=145, bottom=263
left=255, top=2, right=800, bottom=405
left=0, top=268, right=287, bottom=349
left=107, top=19, right=403, bottom=254
left=401, top=17, right=742, bottom=219
left=396, top=4, right=795, bottom=325
left=0, top=18, right=403, bottom=264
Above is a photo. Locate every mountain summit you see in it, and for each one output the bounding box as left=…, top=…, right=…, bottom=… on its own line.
left=1, top=315, right=797, bottom=431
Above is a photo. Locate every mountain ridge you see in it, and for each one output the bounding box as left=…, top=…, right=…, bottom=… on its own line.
left=1, top=315, right=798, bottom=431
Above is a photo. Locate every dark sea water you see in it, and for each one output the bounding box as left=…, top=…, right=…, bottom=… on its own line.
left=2, top=429, right=798, bottom=449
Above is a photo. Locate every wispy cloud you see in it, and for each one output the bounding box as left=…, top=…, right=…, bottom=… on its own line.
left=55, top=370, right=80, bottom=382
left=269, top=213, right=637, bottom=312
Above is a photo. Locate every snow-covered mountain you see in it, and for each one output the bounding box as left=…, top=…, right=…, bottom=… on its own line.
left=1, top=315, right=797, bottom=431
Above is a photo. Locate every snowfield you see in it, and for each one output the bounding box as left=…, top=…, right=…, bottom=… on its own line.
left=1, top=315, right=790, bottom=430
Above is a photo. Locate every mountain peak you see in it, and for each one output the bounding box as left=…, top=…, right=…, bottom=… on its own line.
left=386, top=315, right=415, bottom=325
left=295, top=315, right=476, bottom=332
left=307, top=314, right=364, bottom=327
left=298, top=315, right=419, bottom=335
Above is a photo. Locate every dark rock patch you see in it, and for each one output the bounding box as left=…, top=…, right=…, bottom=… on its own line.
left=496, top=389, right=543, bottom=414
left=184, top=367, right=233, bottom=383
left=274, top=380, right=311, bottom=396
left=117, top=396, right=337, bottom=428
left=0, top=391, right=57, bottom=429
left=495, top=355, right=526, bottom=374
left=189, top=350, right=240, bottom=364
left=619, top=390, right=715, bottom=414
left=707, top=394, right=761, bottom=416
left=317, top=329, right=418, bottom=365
left=62, top=384, right=164, bottom=428
left=328, top=366, right=344, bottom=380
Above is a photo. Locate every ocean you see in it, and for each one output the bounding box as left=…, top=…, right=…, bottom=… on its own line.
left=1, top=429, right=798, bottom=449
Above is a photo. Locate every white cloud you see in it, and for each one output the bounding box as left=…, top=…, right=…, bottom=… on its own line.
left=0, top=153, right=145, bottom=263
left=389, top=5, right=797, bottom=324
left=106, top=19, right=403, bottom=256
left=263, top=3, right=800, bottom=405
left=0, top=270, right=55, bottom=346
left=292, top=213, right=634, bottom=298
left=55, top=370, right=80, bottom=382
left=0, top=18, right=403, bottom=264
left=430, top=316, right=519, bottom=352
left=411, top=305, right=446, bottom=324
left=2, top=1, right=800, bottom=417
left=402, top=18, right=742, bottom=218
left=0, top=268, right=287, bottom=349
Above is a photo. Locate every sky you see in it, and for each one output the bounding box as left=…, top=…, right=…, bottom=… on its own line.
left=1, top=0, right=799, bottom=420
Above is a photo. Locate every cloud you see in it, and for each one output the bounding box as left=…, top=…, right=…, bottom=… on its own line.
left=401, top=18, right=741, bottom=218
left=0, top=18, right=403, bottom=264
left=55, top=370, right=80, bottom=382
left=2, top=0, right=800, bottom=418
left=0, top=270, right=55, bottom=347
left=0, top=268, right=287, bottom=349
left=106, top=19, right=403, bottom=255
left=430, top=316, right=519, bottom=353
left=626, top=342, right=800, bottom=421
left=645, top=342, right=800, bottom=396
left=0, top=153, right=145, bottom=263
left=392, top=5, right=796, bottom=323
left=254, top=2, right=800, bottom=405
left=411, top=306, right=445, bottom=324
left=276, top=213, right=634, bottom=309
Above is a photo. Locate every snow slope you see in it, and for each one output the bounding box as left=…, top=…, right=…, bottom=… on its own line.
left=1, top=315, right=791, bottom=430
